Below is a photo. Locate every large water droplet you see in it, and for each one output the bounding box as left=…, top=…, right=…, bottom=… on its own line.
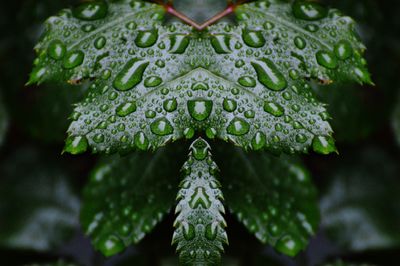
left=252, top=58, right=287, bottom=91
left=64, top=135, right=88, bottom=154
left=316, top=50, right=338, bottom=69
left=223, top=98, right=237, bottom=112
left=211, top=34, right=231, bottom=54
left=334, top=40, right=353, bottom=60
left=73, top=2, right=108, bottom=21
left=63, top=50, right=84, bottom=69
left=150, top=118, right=174, bottom=136
left=113, top=58, right=149, bottom=91
left=292, top=1, right=328, bottom=21
left=135, top=131, right=149, bottom=150
left=48, top=40, right=66, bottom=60
left=294, top=36, right=306, bottom=50
left=264, top=102, right=285, bottom=117
left=116, top=102, right=136, bottom=117
left=227, top=118, right=250, bottom=136
left=169, top=34, right=190, bottom=54
left=242, top=29, right=266, bottom=48
left=205, top=223, right=217, bottom=240
left=187, top=100, right=213, bottom=121
left=144, top=76, right=162, bottom=87
left=312, top=135, right=336, bottom=154
left=238, top=76, right=256, bottom=87
left=183, top=223, right=196, bottom=240
left=163, top=98, right=177, bottom=112
left=94, top=36, right=107, bottom=49
left=251, top=131, right=266, bottom=150
left=276, top=235, right=302, bottom=257
left=135, top=30, right=158, bottom=48
left=97, top=235, right=125, bottom=257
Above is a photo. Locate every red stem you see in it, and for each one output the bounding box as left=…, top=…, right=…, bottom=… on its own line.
left=165, top=3, right=236, bottom=31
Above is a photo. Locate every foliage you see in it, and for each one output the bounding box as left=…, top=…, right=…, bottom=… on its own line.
left=3, top=0, right=400, bottom=265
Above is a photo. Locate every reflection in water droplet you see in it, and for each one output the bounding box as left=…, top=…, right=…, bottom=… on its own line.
left=135, top=30, right=158, bottom=48
left=48, top=40, right=66, bottom=60
left=135, top=131, right=149, bottom=150
left=150, top=118, right=174, bottom=136
left=292, top=1, right=327, bottom=21
left=242, top=29, right=266, bottom=48
left=316, top=50, right=338, bottom=69
left=252, top=58, right=287, bottom=91
left=227, top=118, right=250, bottom=136
left=73, top=2, right=108, bottom=21
left=334, top=40, right=353, bottom=60
left=312, top=135, right=336, bottom=154
left=238, top=76, right=256, bottom=87
left=187, top=100, right=213, bottom=121
left=63, top=50, right=84, bottom=69
left=116, top=102, right=137, bottom=117
left=169, top=34, right=190, bottom=54
left=211, top=35, right=232, bottom=54
left=264, top=102, right=285, bottom=117
left=113, top=58, right=149, bottom=91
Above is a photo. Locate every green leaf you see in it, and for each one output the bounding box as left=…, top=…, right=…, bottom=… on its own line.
left=0, top=147, right=79, bottom=252
left=173, top=138, right=228, bottom=265
left=30, top=0, right=370, bottom=155
left=320, top=147, right=400, bottom=251
left=214, top=144, right=319, bottom=257
left=81, top=144, right=185, bottom=257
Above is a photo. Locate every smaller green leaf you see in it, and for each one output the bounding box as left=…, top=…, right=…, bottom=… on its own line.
left=81, top=144, right=184, bottom=257
left=215, top=144, right=319, bottom=257
left=173, top=138, right=228, bottom=265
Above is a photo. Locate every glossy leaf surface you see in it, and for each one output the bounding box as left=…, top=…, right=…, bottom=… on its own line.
left=29, top=0, right=370, bottom=155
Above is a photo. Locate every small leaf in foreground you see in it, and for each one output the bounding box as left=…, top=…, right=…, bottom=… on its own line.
left=173, top=138, right=228, bottom=265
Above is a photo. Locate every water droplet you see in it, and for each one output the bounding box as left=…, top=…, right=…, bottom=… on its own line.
left=316, top=50, right=338, bottom=69
left=205, top=223, right=217, bottom=240
left=144, top=76, right=162, bottom=87
left=183, top=223, right=196, bottom=240
left=93, top=133, right=105, bottom=143
left=292, top=1, right=327, bottom=21
left=276, top=235, right=302, bottom=257
left=242, top=29, right=265, bottom=48
left=145, top=110, right=156, bottom=118
left=63, top=50, right=84, bottom=69
left=294, top=36, right=306, bottom=50
left=191, top=138, right=209, bottom=160
left=244, top=110, right=255, bottom=118
left=48, top=40, right=66, bottom=60
left=264, top=102, right=284, bottom=117
left=296, top=134, right=308, bottom=143
left=135, top=30, right=158, bottom=48
left=163, top=98, right=177, bottom=112
left=150, top=118, right=174, bottom=136
left=353, top=67, right=371, bottom=83
left=135, top=131, right=149, bottom=150
left=227, top=118, right=250, bottom=136
left=312, top=135, right=336, bottom=154
left=116, top=102, right=136, bottom=117
left=223, top=98, right=237, bottom=112
left=97, top=235, right=125, bottom=257
left=64, top=135, right=88, bottom=154
left=252, top=58, right=287, bottom=91
left=169, top=34, right=190, bottom=54
left=113, top=58, right=149, bottom=91
left=206, top=127, right=217, bottom=139
left=73, top=1, right=108, bottom=21
left=184, top=128, right=195, bottom=139
left=238, top=76, right=256, bottom=87
left=211, top=34, right=231, bottom=54
left=252, top=131, right=266, bottom=150
left=334, top=40, right=353, bottom=60
left=94, top=36, right=107, bottom=49
left=187, top=100, right=213, bottom=121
